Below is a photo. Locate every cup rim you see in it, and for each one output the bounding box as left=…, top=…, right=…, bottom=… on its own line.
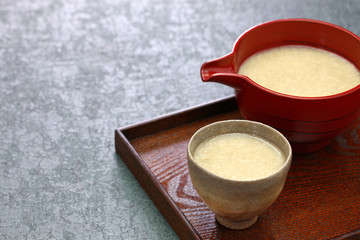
left=187, top=120, right=292, bottom=183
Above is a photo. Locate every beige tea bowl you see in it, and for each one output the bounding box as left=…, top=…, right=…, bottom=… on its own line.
left=187, top=120, right=292, bottom=229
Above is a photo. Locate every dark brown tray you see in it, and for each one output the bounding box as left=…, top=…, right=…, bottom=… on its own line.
left=115, top=96, right=360, bottom=240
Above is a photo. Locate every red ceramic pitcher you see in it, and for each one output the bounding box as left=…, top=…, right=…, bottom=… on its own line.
left=201, top=19, right=360, bottom=153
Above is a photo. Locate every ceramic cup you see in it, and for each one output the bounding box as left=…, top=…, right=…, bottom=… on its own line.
left=201, top=19, right=360, bottom=153
left=187, top=120, right=292, bottom=229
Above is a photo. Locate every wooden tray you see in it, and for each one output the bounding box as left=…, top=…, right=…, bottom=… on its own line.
left=115, top=96, right=360, bottom=240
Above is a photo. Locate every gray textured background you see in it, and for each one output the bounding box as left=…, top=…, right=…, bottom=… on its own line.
left=1, top=0, right=360, bottom=239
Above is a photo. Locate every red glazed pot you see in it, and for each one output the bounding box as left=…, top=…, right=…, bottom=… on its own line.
left=201, top=19, right=360, bottom=153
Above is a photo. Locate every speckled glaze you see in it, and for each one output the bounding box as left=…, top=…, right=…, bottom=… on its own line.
left=187, top=120, right=292, bottom=229
left=1, top=0, right=360, bottom=238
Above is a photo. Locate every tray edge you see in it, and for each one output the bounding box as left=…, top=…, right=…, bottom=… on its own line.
left=115, top=129, right=202, bottom=240
left=119, top=95, right=237, bottom=140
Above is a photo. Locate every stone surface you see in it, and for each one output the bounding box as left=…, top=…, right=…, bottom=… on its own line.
left=0, top=0, right=359, bottom=239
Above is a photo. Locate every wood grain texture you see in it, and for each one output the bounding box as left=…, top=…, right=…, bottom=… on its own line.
left=116, top=97, right=360, bottom=240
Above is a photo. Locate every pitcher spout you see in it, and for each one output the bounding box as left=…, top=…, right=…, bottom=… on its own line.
left=201, top=53, right=246, bottom=90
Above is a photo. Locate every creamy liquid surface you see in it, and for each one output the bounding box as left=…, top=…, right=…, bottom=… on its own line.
left=238, top=45, right=360, bottom=97
left=193, top=133, right=285, bottom=181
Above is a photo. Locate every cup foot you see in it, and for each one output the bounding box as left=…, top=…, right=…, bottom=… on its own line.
left=215, top=215, right=258, bottom=230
